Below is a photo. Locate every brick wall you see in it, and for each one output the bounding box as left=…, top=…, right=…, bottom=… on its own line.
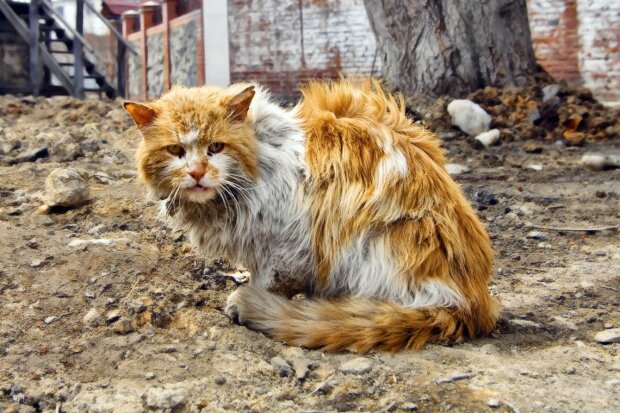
left=527, top=0, right=620, bottom=102
left=227, top=0, right=618, bottom=103
left=227, top=0, right=379, bottom=102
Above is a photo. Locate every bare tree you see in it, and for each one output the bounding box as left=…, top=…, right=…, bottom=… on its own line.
left=363, top=0, right=537, bottom=109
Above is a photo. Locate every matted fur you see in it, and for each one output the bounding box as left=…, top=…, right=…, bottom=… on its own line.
left=125, top=79, right=500, bottom=352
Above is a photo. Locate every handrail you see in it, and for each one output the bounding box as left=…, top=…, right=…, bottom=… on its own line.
left=84, top=0, right=138, bottom=55
left=39, top=0, right=95, bottom=54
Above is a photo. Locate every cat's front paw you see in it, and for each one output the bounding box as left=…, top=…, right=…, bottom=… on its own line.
left=225, top=289, right=243, bottom=325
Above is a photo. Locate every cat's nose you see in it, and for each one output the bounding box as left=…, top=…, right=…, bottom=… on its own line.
left=188, top=167, right=205, bottom=182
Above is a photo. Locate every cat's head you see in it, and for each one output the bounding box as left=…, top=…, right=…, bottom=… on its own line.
left=124, top=84, right=259, bottom=204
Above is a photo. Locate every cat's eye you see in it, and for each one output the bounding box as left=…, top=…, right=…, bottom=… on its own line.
left=207, top=142, right=224, bottom=155
left=166, top=144, right=185, bottom=158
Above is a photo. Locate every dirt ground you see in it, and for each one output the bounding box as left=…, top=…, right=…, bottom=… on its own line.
left=0, top=93, right=618, bottom=413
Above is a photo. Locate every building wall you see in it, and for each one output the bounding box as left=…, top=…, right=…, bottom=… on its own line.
left=227, top=0, right=379, bottom=102
left=527, top=0, right=619, bottom=102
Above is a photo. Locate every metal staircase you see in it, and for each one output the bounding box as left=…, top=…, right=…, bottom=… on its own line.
left=0, top=0, right=137, bottom=98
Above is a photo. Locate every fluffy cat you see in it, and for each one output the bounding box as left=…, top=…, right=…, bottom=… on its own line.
left=124, top=79, right=500, bottom=352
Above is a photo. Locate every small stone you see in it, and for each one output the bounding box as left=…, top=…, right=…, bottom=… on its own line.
left=565, top=366, right=577, bottom=375
left=84, top=292, right=95, bottom=299
left=270, top=356, right=293, bottom=377
left=594, top=328, right=620, bottom=344
left=509, top=319, right=542, bottom=329
left=8, top=147, right=49, bottom=165
left=83, top=308, right=101, bottom=326
left=339, top=357, right=373, bottom=375
left=604, top=323, right=614, bottom=329
left=445, top=163, right=471, bottom=176
left=542, top=84, right=561, bottom=102
left=526, top=164, right=544, bottom=172
left=437, top=372, right=475, bottom=384
left=581, top=152, right=620, bottom=171
left=129, top=300, right=147, bottom=314
left=526, top=231, right=546, bottom=240
left=523, top=141, right=544, bottom=154
left=44, top=316, right=56, bottom=324
left=213, top=375, right=227, bottom=385
left=26, top=238, right=38, bottom=249
left=475, top=129, right=501, bottom=148
left=44, top=168, right=90, bottom=208
left=114, top=318, right=134, bottom=334
left=537, top=242, right=552, bottom=249
left=487, top=398, right=501, bottom=408
left=145, top=372, right=155, bottom=380
left=29, top=259, right=43, bottom=268
left=401, top=403, right=419, bottom=411
left=106, top=309, right=121, bottom=324
left=447, top=99, right=492, bottom=136
left=527, top=108, right=541, bottom=123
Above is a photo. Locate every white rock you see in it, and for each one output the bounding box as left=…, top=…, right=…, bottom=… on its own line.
left=526, top=231, right=546, bottom=240
left=44, top=316, right=56, bottom=324
left=67, top=238, right=128, bottom=248
left=445, top=163, right=471, bottom=176
left=542, top=84, right=561, bottom=102
left=339, top=357, right=372, bottom=374
left=487, top=399, right=501, bottom=408
left=83, top=308, right=101, bottom=327
left=509, top=319, right=542, bottom=329
left=270, top=356, right=293, bottom=377
left=474, top=129, right=500, bottom=148
left=44, top=168, right=90, bottom=207
left=581, top=153, right=620, bottom=171
left=526, top=164, right=544, bottom=172
left=595, top=328, right=620, bottom=344
left=447, top=99, right=492, bottom=136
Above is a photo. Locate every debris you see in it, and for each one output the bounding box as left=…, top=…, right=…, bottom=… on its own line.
left=527, top=224, right=618, bottom=233
left=83, top=308, right=101, bottom=327
left=526, top=231, right=547, bottom=240
left=542, top=84, right=561, bottom=102
left=67, top=238, right=128, bottom=248
left=475, top=129, right=501, bottom=148
left=526, top=164, right=543, bottom=171
left=447, top=99, right=492, bottom=136
left=487, top=399, right=502, bottom=408
left=8, top=147, right=49, bottom=165
left=509, top=319, right=542, bottom=329
left=44, top=168, right=90, bottom=208
left=213, top=375, right=227, bottom=385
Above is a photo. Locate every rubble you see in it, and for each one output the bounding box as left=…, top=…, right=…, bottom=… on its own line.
left=447, top=99, right=492, bottom=136
left=44, top=168, right=90, bottom=208
left=475, top=129, right=501, bottom=148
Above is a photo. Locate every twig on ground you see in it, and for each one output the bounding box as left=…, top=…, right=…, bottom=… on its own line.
left=307, top=373, right=335, bottom=397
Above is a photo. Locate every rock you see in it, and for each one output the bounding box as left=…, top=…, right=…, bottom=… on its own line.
left=145, top=372, right=155, bottom=380
left=401, top=402, right=419, bottom=411
left=270, top=356, right=293, bottom=377
left=475, top=129, right=500, bottom=148
left=526, top=164, right=544, bottom=171
left=447, top=99, right=492, bottom=136
left=213, top=375, right=227, bottom=385
left=542, top=84, right=561, bottom=102
left=67, top=238, right=128, bottom=248
left=83, top=308, right=101, bottom=327
left=604, top=323, right=614, bottom=329
left=527, top=108, right=541, bottom=123
left=114, top=318, right=134, bottom=335
left=526, top=231, right=547, bottom=240
left=487, top=398, right=501, bottom=408
left=445, top=163, right=471, bottom=176
left=44, top=316, right=56, bottom=324
left=8, top=147, right=49, bottom=165
left=144, top=388, right=186, bottom=409
left=594, top=328, right=620, bottom=344
left=581, top=152, right=620, bottom=171
left=509, top=319, right=542, bottom=329
left=339, top=357, right=372, bottom=375
left=106, top=310, right=121, bottom=324
left=29, top=259, right=43, bottom=268
left=44, top=168, right=90, bottom=208
left=523, top=141, right=544, bottom=153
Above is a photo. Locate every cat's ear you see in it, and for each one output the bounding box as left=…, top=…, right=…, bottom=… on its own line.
left=123, top=101, right=158, bottom=129
left=228, top=86, right=255, bottom=122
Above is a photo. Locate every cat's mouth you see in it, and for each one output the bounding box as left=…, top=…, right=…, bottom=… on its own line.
left=187, top=184, right=211, bottom=192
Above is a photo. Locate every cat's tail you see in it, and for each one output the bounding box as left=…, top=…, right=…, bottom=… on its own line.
left=228, top=285, right=498, bottom=352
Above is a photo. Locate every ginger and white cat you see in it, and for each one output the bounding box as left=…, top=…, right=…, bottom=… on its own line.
left=124, top=79, right=500, bottom=352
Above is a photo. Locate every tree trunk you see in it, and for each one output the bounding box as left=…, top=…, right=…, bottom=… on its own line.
left=363, top=0, right=537, bottom=109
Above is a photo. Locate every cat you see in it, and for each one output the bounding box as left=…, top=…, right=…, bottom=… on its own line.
left=124, top=79, right=500, bottom=352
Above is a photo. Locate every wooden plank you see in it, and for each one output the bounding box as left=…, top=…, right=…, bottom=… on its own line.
left=117, top=39, right=127, bottom=98
left=29, top=0, right=41, bottom=95
left=74, top=0, right=84, bottom=99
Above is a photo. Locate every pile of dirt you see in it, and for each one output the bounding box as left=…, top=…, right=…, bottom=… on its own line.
left=422, top=71, right=620, bottom=146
